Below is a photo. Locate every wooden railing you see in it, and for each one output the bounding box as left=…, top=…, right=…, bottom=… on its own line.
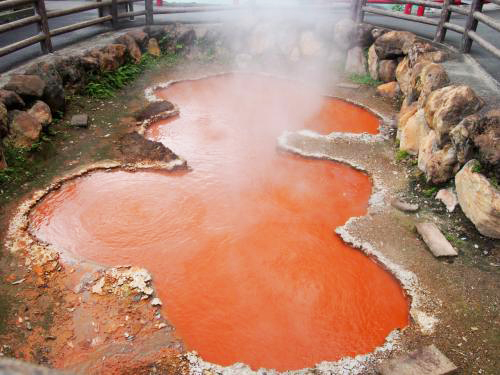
left=354, top=0, right=500, bottom=58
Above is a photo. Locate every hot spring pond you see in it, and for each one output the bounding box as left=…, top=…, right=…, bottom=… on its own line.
left=29, top=74, right=409, bottom=371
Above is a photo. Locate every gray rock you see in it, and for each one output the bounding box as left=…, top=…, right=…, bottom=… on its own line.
left=374, top=30, right=416, bottom=59
left=378, top=59, right=397, bottom=83
left=436, top=188, right=458, bottom=212
left=70, top=114, right=89, bottom=128
left=0, top=89, right=25, bottom=109
left=416, top=222, right=458, bottom=257
left=25, top=62, right=66, bottom=113
left=391, top=197, right=419, bottom=212
left=379, top=344, right=457, bottom=375
left=345, top=46, right=367, bottom=75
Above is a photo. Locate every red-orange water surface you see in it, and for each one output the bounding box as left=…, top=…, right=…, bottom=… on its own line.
left=30, top=74, right=408, bottom=371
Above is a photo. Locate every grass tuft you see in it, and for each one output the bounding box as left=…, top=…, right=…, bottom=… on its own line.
left=349, top=73, right=382, bottom=87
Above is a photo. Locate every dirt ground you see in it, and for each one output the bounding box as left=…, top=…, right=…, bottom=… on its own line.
left=0, top=55, right=498, bottom=374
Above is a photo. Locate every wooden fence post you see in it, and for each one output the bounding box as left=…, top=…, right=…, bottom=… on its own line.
left=145, top=0, right=154, bottom=25
left=34, top=0, right=52, bottom=54
left=434, top=0, right=451, bottom=42
left=111, top=0, right=118, bottom=28
left=356, top=0, right=368, bottom=23
left=462, top=0, right=483, bottom=53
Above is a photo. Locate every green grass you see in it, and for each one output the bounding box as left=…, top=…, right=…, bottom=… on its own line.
left=349, top=73, right=382, bottom=87
left=422, top=186, right=438, bottom=197
left=445, top=233, right=465, bottom=247
left=471, top=161, right=482, bottom=174
left=391, top=4, right=404, bottom=11
left=84, top=54, right=158, bottom=99
left=395, top=149, right=410, bottom=162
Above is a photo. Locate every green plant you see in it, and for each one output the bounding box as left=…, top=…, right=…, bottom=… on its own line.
left=349, top=73, right=381, bottom=87
left=471, top=162, right=482, bottom=173
left=84, top=54, right=159, bottom=99
left=490, top=176, right=499, bottom=189
left=391, top=4, right=404, bottom=11
left=445, top=233, right=465, bottom=247
left=422, top=186, right=438, bottom=197
left=395, top=149, right=410, bottom=162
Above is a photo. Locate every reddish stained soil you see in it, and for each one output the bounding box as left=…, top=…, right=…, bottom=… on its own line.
left=29, top=74, right=408, bottom=371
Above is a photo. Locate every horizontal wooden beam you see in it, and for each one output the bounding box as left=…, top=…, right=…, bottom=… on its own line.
left=468, top=30, right=500, bottom=58
left=50, top=15, right=112, bottom=36
left=153, top=5, right=239, bottom=14
left=0, top=14, right=40, bottom=33
left=362, top=6, right=439, bottom=26
left=443, top=21, right=465, bottom=33
left=393, top=0, right=443, bottom=9
left=474, top=10, right=500, bottom=32
left=117, top=10, right=146, bottom=19
left=448, top=4, right=468, bottom=15
left=48, top=1, right=112, bottom=19
left=0, top=0, right=33, bottom=12
left=0, top=33, right=45, bottom=57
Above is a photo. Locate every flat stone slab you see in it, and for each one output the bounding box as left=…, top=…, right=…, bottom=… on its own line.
left=391, top=197, right=419, bottom=212
left=70, top=114, right=88, bottom=128
left=336, top=82, right=361, bottom=89
left=378, top=345, right=458, bottom=375
left=416, top=222, right=458, bottom=257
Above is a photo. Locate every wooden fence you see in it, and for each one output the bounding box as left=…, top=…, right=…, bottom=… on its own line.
left=1, top=0, right=499, bottom=60
left=354, top=0, right=500, bottom=58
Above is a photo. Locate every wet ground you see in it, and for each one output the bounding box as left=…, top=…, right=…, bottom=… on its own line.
left=0, top=56, right=499, bottom=374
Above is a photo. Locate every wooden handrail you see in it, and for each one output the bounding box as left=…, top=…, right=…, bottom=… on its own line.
left=0, top=33, right=46, bottom=57
left=0, top=14, right=40, bottom=34
left=47, top=1, right=112, bottom=19
left=362, top=6, right=440, bottom=25
left=448, top=4, right=468, bottom=15
left=468, top=30, right=500, bottom=57
left=0, top=0, right=34, bottom=12
left=117, top=10, right=146, bottom=19
left=50, top=15, right=112, bottom=36
left=474, top=11, right=500, bottom=32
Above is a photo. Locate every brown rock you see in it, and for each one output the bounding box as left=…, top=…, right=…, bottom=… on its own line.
left=119, top=132, right=179, bottom=164
left=397, top=101, right=418, bottom=138
left=89, top=44, right=127, bottom=71
left=345, top=46, right=367, bottom=75
left=436, top=188, right=458, bottom=212
left=395, top=57, right=411, bottom=95
left=407, top=41, right=437, bottom=67
left=416, top=63, right=449, bottom=106
left=425, top=143, right=460, bottom=184
left=0, top=144, right=6, bottom=170
left=80, top=56, right=100, bottom=72
left=378, top=59, right=397, bottom=83
left=4, top=75, right=46, bottom=98
left=128, top=30, right=149, bottom=50
left=416, top=222, right=458, bottom=257
left=376, top=81, right=400, bottom=99
left=147, top=38, right=161, bottom=57
left=391, top=197, right=419, bottom=212
left=456, top=160, right=500, bottom=238
left=374, top=31, right=416, bottom=59
left=7, top=110, right=42, bottom=148
left=367, top=45, right=379, bottom=81
left=0, top=89, right=25, bottom=109
left=450, top=115, right=476, bottom=164
left=379, top=345, right=457, bottom=374
left=25, top=62, right=65, bottom=113
left=424, top=85, right=483, bottom=145
left=117, top=33, right=142, bottom=63
left=418, top=130, right=438, bottom=172
left=28, top=101, right=52, bottom=126
left=400, top=109, right=428, bottom=155
left=472, top=109, right=500, bottom=168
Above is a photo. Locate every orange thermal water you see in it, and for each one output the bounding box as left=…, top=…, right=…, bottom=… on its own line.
left=30, top=74, right=408, bottom=371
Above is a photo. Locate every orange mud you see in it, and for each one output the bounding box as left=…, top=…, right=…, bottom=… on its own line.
left=29, top=74, right=408, bottom=371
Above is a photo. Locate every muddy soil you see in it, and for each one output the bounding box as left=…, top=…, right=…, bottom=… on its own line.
left=0, top=55, right=498, bottom=374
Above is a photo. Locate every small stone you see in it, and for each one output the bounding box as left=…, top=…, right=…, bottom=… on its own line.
left=436, top=188, right=458, bottom=212
left=416, top=222, right=458, bottom=257
left=471, top=326, right=479, bottom=331
left=151, top=297, right=162, bottom=306
left=71, top=114, right=89, bottom=128
left=378, top=344, right=457, bottom=375
left=335, top=82, right=361, bottom=90
left=26, top=322, right=32, bottom=331
left=391, top=198, right=419, bottom=212
left=376, top=81, right=400, bottom=99
left=158, top=323, right=167, bottom=329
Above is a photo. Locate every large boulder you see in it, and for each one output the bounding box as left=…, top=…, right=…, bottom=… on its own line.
left=147, top=38, right=161, bottom=57
left=395, top=57, right=411, bottom=95
left=378, top=59, right=397, bottom=83
left=450, top=116, right=475, bottom=164
left=424, top=85, right=483, bottom=145
left=456, top=160, right=500, bottom=238
left=3, top=75, right=45, bottom=98
left=368, top=44, right=379, bottom=80
left=417, top=63, right=449, bottom=105
left=299, top=31, right=323, bottom=57
left=0, top=89, right=25, bottom=109
left=374, top=31, right=416, bottom=59
left=397, top=101, right=419, bottom=138
left=418, top=130, right=438, bottom=172
left=345, top=46, right=367, bottom=75
left=7, top=110, right=42, bottom=148
left=356, top=24, right=375, bottom=48
left=425, top=144, right=460, bottom=184
left=25, top=62, right=65, bottom=113
left=53, top=55, right=85, bottom=89
left=117, top=33, right=142, bottom=63
left=471, top=109, right=500, bottom=168
left=28, top=100, right=52, bottom=126
left=127, top=29, right=149, bottom=50
left=407, top=41, right=436, bottom=67
left=400, top=109, right=429, bottom=155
